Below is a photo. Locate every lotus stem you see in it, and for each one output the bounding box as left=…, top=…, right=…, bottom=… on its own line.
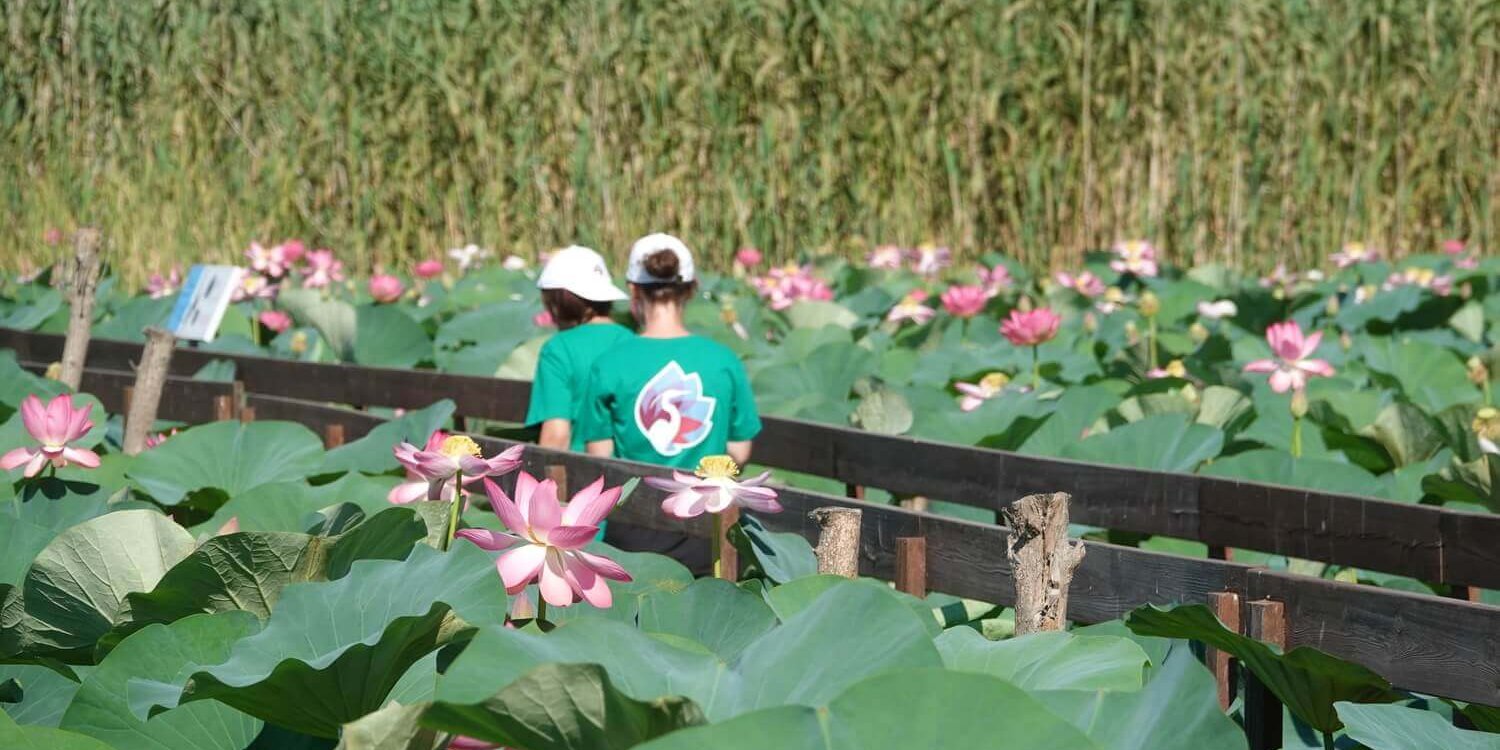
left=1147, top=317, right=1158, bottom=370
left=1030, top=345, right=1040, bottom=391
left=711, top=512, right=723, bottom=579
left=442, top=474, right=463, bottom=551
left=1291, top=416, right=1303, bottom=459
left=535, top=598, right=548, bottom=627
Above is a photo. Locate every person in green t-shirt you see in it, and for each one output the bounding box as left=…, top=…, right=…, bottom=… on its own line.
left=525, top=245, right=632, bottom=452
left=580, top=233, right=762, bottom=571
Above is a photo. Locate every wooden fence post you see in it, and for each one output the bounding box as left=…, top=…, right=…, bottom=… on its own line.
left=810, top=507, right=862, bottom=578
left=239, top=405, right=256, bottom=423
left=58, top=228, right=103, bottom=391
left=1002, top=492, right=1085, bottom=635
left=895, top=536, right=927, bottom=597
left=718, top=506, right=740, bottom=581
left=122, top=327, right=176, bottom=455
left=1245, top=599, right=1286, bottom=750
left=322, top=423, right=346, bottom=448
left=1207, top=591, right=1242, bottom=712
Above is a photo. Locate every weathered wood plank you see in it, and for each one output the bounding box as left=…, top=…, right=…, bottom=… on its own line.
left=22, top=362, right=237, bottom=426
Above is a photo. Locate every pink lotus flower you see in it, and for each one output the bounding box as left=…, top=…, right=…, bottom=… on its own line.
left=1259, top=263, right=1295, bottom=290
left=735, top=247, right=763, bottom=268
left=245, top=242, right=299, bottom=279
left=448, top=244, right=490, bottom=271
left=1443, top=240, right=1467, bottom=256
left=644, top=455, right=781, bottom=519
left=146, top=267, right=182, bottom=299
left=1110, top=240, right=1159, bottom=278
left=1243, top=321, right=1335, bottom=393
left=43, top=228, right=64, bottom=246
left=1, top=394, right=100, bottom=477
left=887, top=290, right=936, bottom=325
left=447, top=738, right=504, bottom=750
left=533, top=310, right=554, bottom=328
left=908, top=244, right=952, bottom=276
left=1054, top=271, right=1106, bottom=298
left=866, top=245, right=905, bottom=270
left=232, top=273, right=277, bottom=302
left=1330, top=243, right=1379, bottom=269
left=368, top=274, right=404, bottom=303
left=750, top=264, right=833, bottom=311
left=954, top=373, right=1009, bottom=412
left=414, top=259, right=444, bottom=279
left=299, top=249, right=345, bottom=289
left=457, top=473, right=632, bottom=608
left=940, top=285, right=989, bottom=318
left=978, top=265, right=1012, bottom=295
left=144, top=428, right=179, bottom=450
left=1383, top=267, right=1453, bottom=296
left=392, top=434, right=524, bottom=501
left=1000, top=308, right=1061, bottom=347
left=279, top=240, right=306, bottom=264
left=388, top=431, right=472, bottom=504
left=259, top=309, right=293, bottom=333
left=1146, top=360, right=1188, bottom=380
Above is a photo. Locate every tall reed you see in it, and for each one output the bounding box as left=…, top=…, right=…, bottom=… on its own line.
left=1, top=0, right=1494, bottom=283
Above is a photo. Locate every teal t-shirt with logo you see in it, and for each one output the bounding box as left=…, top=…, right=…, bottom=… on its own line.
left=578, top=335, right=762, bottom=469
left=525, top=322, right=634, bottom=452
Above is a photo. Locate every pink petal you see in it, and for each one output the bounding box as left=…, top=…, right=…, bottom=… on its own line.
left=386, top=481, right=429, bottom=505
left=19, top=395, right=46, bottom=442
left=526, top=478, right=563, bottom=535
left=1, top=447, right=36, bottom=471
left=562, top=553, right=612, bottom=608
left=483, top=478, right=530, bottom=534
left=21, top=452, right=48, bottom=478
left=59, top=447, right=100, bottom=468
left=64, top=400, right=93, bottom=443
left=43, top=394, right=73, bottom=445
left=410, top=451, right=459, bottom=480
left=1242, top=359, right=1278, bottom=373
left=958, top=396, right=982, bottom=412
left=738, top=471, right=773, bottom=487
left=1297, top=359, right=1336, bottom=377
left=455, top=528, right=521, bottom=551
left=562, top=478, right=620, bottom=528
left=513, top=471, right=540, bottom=521
left=1300, top=331, right=1324, bottom=359
left=486, top=444, right=525, bottom=474
left=1268, top=368, right=1297, bottom=394
left=643, top=476, right=688, bottom=492
left=496, top=544, right=547, bottom=593
left=738, top=493, right=785, bottom=514
left=954, top=383, right=985, bottom=398
left=661, top=490, right=707, bottom=519
left=575, top=550, right=633, bottom=582
left=538, top=549, right=576, bottom=607
left=216, top=517, right=240, bottom=536
left=447, top=737, right=503, bottom=750
left=543, top=525, right=600, bottom=550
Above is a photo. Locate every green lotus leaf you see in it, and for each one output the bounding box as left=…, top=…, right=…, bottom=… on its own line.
left=1336, top=701, right=1500, bottom=750
left=126, top=421, right=325, bottom=506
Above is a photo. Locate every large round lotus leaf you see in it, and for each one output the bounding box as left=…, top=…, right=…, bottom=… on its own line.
left=634, top=669, right=1095, bottom=749
left=196, top=473, right=400, bottom=535
left=276, top=289, right=357, bottom=360
left=2, top=510, right=195, bottom=662
left=1062, top=414, right=1225, bottom=473
left=319, top=399, right=455, bottom=475
left=92, top=296, right=175, bottom=342
left=1035, top=641, right=1248, bottom=750
left=1200, top=449, right=1387, bottom=499
left=0, top=710, right=113, bottom=750
left=637, top=578, right=777, bottom=660
left=422, top=663, right=705, bottom=749
left=935, top=628, right=1149, bottom=692
left=439, top=580, right=939, bottom=723
left=1336, top=701, right=1500, bottom=750
left=0, top=664, right=87, bottom=727
left=353, top=304, right=431, bottom=368
left=126, top=421, right=324, bottom=506
left=0, top=350, right=67, bottom=411
left=151, top=543, right=510, bottom=738
left=60, top=612, right=263, bottom=750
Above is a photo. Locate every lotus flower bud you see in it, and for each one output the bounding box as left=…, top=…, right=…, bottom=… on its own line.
left=720, top=303, right=739, bottom=325
left=1325, top=295, right=1340, bottom=316
left=1016, top=296, right=1034, bottom=313
left=1472, top=407, right=1500, bottom=441
left=1468, top=357, right=1490, bottom=387
left=1163, top=360, right=1187, bottom=379
left=1138, top=291, right=1160, bottom=318
left=1460, top=281, right=1473, bottom=299
left=1272, top=287, right=1286, bottom=301
left=1124, top=321, right=1140, bottom=346
left=1289, top=389, right=1309, bottom=419
left=1339, top=331, right=1352, bottom=350
left=289, top=330, right=309, bottom=354
left=1104, top=286, right=1126, bottom=305
left=1189, top=322, right=1210, bottom=343
left=43, top=362, right=62, bottom=381
left=1082, top=311, right=1099, bottom=333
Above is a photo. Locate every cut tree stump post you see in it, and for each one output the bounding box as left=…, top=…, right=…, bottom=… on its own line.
left=810, top=507, right=862, bottom=578
left=323, top=423, right=346, bottom=448
left=122, top=327, right=177, bottom=455
left=895, top=536, right=927, bottom=597
left=58, top=228, right=103, bottom=391
left=1001, top=492, right=1086, bottom=635
left=1207, top=591, right=1242, bottom=711
left=1245, top=599, right=1287, bottom=750
left=718, top=506, right=740, bottom=581
left=239, top=406, right=256, bottom=423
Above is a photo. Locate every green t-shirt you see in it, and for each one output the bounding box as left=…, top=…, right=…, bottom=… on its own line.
left=525, top=322, right=634, bottom=451
left=579, top=335, right=762, bottom=469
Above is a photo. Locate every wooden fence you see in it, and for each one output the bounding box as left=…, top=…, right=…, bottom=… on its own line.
left=5, top=327, right=1497, bottom=593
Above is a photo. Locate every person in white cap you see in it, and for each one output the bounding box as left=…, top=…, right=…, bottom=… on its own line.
left=577, top=234, right=762, bottom=573
left=525, top=245, right=632, bottom=453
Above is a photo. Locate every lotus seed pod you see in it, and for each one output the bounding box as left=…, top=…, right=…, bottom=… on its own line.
left=1138, top=291, right=1160, bottom=318
left=1325, top=295, right=1340, bottom=316
left=1289, top=389, right=1310, bottom=419
left=1468, top=357, right=1490, bottom=387
left=1339, top=332, right=1353, bottom=350
left=1189, top=322, right=1210, bottom=343
left=1016, top=296, right=1034, bottom=312
left=1472, top=408, right=1500, bottom=441
left=1082, top=311, right=1099, bottom=333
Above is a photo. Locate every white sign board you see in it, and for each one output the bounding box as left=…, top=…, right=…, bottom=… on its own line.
left=165, top=265, right=244, bottom=342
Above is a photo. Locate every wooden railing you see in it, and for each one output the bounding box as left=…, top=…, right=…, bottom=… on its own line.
left=6, top=327, right=1496, bottom=592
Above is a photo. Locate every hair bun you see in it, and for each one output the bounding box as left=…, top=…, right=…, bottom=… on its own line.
left=642, top=249, right=681, bottom=281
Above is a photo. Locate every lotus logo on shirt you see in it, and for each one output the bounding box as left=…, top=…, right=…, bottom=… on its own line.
left=634, top=361, right=716, bottom=456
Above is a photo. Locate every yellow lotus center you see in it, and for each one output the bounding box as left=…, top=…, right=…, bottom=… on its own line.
left=1138, top=291, right=1161, bottom=317
left=440, top=435, right=483, bottom=459
left=979, top=372, right=1009, bottom=391
left=289, top=331, right=309, bottom=353
left=1105, top=286, right=1125, bottom=303
left=695, top=455, right=740, bottom=480
left=1164, top=360, right=1187, bottom=378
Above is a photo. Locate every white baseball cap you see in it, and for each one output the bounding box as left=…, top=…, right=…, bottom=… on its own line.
left=536, top=245, right=628, bottom=302
left=626, top=233, right=696, bottom=284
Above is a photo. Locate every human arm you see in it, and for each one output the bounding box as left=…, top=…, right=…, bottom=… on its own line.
left=586, top=439, right=615, bottom=458
left=727, top=440, right=752, bottom=466
left=538, top=419, right=572, bottom=450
